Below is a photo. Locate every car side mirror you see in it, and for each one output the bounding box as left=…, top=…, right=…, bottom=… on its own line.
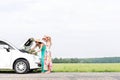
left=3, top=45, right=10, bottom=52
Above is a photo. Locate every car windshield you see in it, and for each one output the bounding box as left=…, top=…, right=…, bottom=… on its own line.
left=0, top=41, right=14, bottom=49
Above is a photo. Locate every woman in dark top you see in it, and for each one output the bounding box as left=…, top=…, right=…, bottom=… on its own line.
left=32, top=39, right=46, bottom=73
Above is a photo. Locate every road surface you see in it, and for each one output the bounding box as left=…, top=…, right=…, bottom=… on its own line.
left=0, top=72, right=120, bottom=80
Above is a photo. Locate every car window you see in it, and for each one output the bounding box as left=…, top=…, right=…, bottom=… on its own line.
left=0, top=41, right=14, bottom=49
left=0, top=45, right=6, bottom=49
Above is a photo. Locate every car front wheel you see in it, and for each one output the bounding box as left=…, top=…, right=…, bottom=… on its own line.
left=14, top=59, right=29, bottom=74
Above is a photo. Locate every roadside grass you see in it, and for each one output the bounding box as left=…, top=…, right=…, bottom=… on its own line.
left=1, top=63, right=120, bottom=73
left=52, top=63, right=120, bottom=72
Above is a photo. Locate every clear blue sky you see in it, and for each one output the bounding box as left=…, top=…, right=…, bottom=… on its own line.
left=0, top=0, right=120, bottom=58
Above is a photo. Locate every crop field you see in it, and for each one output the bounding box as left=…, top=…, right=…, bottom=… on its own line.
left=52, top=63, right=120, bottom=72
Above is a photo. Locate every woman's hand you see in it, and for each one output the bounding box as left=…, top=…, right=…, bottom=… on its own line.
left=32, top=52, right=37, bottom=55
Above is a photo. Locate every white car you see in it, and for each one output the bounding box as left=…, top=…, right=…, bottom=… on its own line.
left=0, top=40, right=40, bottom=74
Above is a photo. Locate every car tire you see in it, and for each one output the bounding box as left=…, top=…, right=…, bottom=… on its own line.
left=14, top=59, right=29, bottom=74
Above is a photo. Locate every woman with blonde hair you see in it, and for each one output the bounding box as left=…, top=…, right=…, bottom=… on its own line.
left=42, top=35, right=52, bottom=73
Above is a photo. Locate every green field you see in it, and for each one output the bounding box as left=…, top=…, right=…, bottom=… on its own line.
left=1, top=63, right=120, bottom=73
left=52, top=63, right=120, bottom=72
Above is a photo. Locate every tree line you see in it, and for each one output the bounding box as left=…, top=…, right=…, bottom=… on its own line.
left=52, top=57, right=120, bottom=63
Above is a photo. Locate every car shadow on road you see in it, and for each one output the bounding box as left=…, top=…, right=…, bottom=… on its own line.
left=0, top=70, right=41, bottom=74
left=0, top=71, right=15, bottom=74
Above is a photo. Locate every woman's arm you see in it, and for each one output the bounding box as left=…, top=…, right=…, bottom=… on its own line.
left=31, top=44, right=37, bottom=50
left=36, top=43, right=43, bottom=53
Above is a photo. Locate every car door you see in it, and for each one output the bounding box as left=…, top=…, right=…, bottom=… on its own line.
left=0, top=41, right=12, bottom=68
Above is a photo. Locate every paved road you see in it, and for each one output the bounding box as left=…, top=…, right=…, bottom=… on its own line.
left=0, top=72, right=120, bottom=80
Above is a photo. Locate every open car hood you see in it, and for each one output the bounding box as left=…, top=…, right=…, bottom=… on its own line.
left=22, top=38, right=35, bottom=52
